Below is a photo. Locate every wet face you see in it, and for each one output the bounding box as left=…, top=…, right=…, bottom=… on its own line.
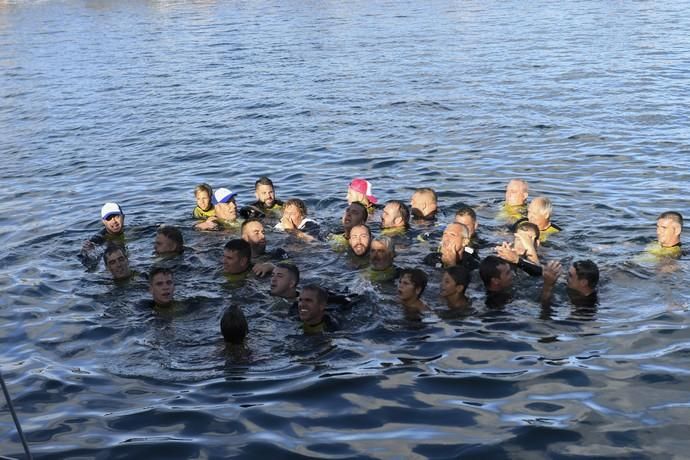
left=105, top=249, right=130, bottom=280
left=282, top=204, right=304, bottom=229
left=270, top=267, right=296, bottom=297
left=298, top=289, right=325, bottom=325
left=150, top=272, right=174, bottom=306
left=347, top=187, right=365, bottom=205
left=398, top=274, right=421, bottom=302
left=196, top=190, right=211, bottom=211
left=513, top=229, right=537, bottom=255
left=494, top=263, right=514, bottom=291
left=454, top=214, right=477, bottom=237
left=343, top=204, right=367, bottom=229
left=527, top=202, right=548, bottom=230
left=349, top=225, right=371, bottom=256
left=439, top=272, right=461, bottom=299
left=256, top=184, right=275, bottom=208
left=242, top=221, right=266, bottom=253
left=381, top=203, right=402, bottom=229
left=215, top=199, right=237, bottom=221
left=505, top=180, right=528, bottom=206
left=103, top=214, right=124, bottom=235
left=411, top=192, right=436, bottom=218
left=370, top=240, right=394, bottom=270
left=223, top=249, right=248, bottom=274
left=657, top=217, right=681, bottom=247
left=154, top=233, right=179, bottom=255
left=441, top=223, right=468, bottom=259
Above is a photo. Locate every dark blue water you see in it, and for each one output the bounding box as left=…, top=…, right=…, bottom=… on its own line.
left=2, top=1, right=690, bottom=458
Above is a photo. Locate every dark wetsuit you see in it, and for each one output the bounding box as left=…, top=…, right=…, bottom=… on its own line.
left=423, top=250, right=480, bottom=271
left=512, top=257, right=543, bottom=277
left=239, top=199, right=284, bottom=219
left=303, top=313, right=340, bottom=334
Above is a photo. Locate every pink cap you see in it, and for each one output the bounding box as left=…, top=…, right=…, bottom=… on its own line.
left=349, top=178, right=378, bottom=204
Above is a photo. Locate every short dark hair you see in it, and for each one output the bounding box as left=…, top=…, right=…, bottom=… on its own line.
left=573, top=260, right=599, bottom=290
left=157, top=225, right=184, bottom=253
left=275, top=261, right=300, bottom=285
left=479, top=255, right=509, bottom=288
left=400, top=268, right=428, bottom=297
left=241, top=218, right=264, bottom=234
left=455, top=205, right=476, bottom=221
left=387, top=200, right=410, bottom=227
left=149, top=266, right=173, bottom=283
left=255, top=176, right=275, bottom=190
left=444, top=265, right=470, bottom=293
left=194, top=183, right=213, bottom=197
left=349, top=202, right=368, bottom=221
left=285, top=198, right=308, bottom=217
left=301, top=284, right=328, bottom=304
left=351, top=223, right=372, bottom=239
left=658, top=211, right=683, bottom=229
left=515, top=220, right=540, bottom=242
left=224, top=239, right=252, bottom=262
left=220, top=305, right=248, bottom=344
left=103, top=243, right=127, bottom=264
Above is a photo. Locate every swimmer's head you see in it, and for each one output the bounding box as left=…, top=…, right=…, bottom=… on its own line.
left=398, top=268, right=427, bottom=302
left=270, top=262, right=299, bottom=298
left=411, top=188, right=438, bottom=219
left=343, top=202, right=368, bottom=232
left=223, top=239, right=251, bottom=275
left=440, top=265, right=470, bottom=299
left=103, top=244, right=130, bottom=280
left=241, top=219, right=266, bottom=255
left=454, top=205, right=478, bottom=237
left=194, top=183, right=213, bottom=212
left=101, top=202, right=125, bottom=235
left=298, top=284, right=327, bottom=326
left=349, top=224, right=372, bottom=257
left=213, top=188, right=238, bottom=222
left=155, top=225, right=184, bottom=256
left=527, top=197, right=553, bottom=231
left=657, top=211, right=683, bottom=248
left=381, top=200, right=410, bottom=230
left=505, top=179, right=529, bottom=207
left=255, top=176, right=277, bottom=208
left=479, top=255, right=513, bottom=293
left=220, top=305, right=248, bottom=345
left=282, top=199, right=307, bottom=229
left=370, top=236, right=395, bottom=271
left=149, top=266, right=175, bottom=307
left=441, top=223, right=470, bottom=263
left=513, top=221, right=540, bottom=254
left=347, top=178, right=377, bottom=206
left=567, top=260, right=599, bottom=296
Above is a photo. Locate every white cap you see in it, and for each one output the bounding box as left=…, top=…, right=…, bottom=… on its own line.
left=101, top=202, right=123, bottom=220
left=212, top=188, right=237, bottom=205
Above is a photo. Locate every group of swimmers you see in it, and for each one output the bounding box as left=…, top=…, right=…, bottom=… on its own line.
left=80, top=177, right=685, bottom=344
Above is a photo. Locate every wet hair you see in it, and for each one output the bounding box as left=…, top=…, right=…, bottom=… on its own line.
left=103, top=243, right=127, bottom=264
left=149, top=266, right=173, bottom=283
left=275, top=261, right=300, bottom=285
left=455, top=205, right=476, bottom=221
left=157, top=225, right=184, bottom=253
left=301, top=284, right=328, bottom=305
left=284, top=198, right=308, bottom=217
left=194, top=183, right=213, bottom=198
left=530, top=197, right=552, bottom=217
left=224, top=239, right=252, bottom=262
left=255, top=176, right=275, bottom=190
left=444, top=265, right=470, bottom=293
left=386, top=200, right=411, bottom=227
left=350, top=223, right=372, bottom=239
left=348, top=202, right=368, bottom=222
left=572, top=260, right=600, bottom=290
left=241, top=218, right=264, bottom=235
left=446, top=222, right=470, bottom=240
left=220, top=305, right=248, bottom=344
left=371, top=236, right=396, bottom=256
left=658, top=211, right=683, bottom=229
left=414, top=187, right=437, bottom=203
left=515, top=221, right=540, bottom=242
left=400, top=268, right=428, bottom=297
left=479, top=255, right=509, bottom=288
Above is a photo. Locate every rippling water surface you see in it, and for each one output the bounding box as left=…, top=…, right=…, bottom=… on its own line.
left=2, top=0, right=690, bottom=458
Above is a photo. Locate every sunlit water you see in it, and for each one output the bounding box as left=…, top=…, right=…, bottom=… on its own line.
left=1, top=0, right=690, bottom=458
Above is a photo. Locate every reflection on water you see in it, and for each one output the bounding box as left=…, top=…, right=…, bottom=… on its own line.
left=1, top=0, right=690, bottom=457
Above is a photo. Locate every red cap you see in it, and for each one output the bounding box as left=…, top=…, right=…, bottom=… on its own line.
left=349, top=178, right=377, bottom=204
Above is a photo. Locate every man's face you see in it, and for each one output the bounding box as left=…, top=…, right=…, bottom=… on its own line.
left=513, top=229, right=537, bottom=255
left=505, top=181, right=528, bottom=206
left=494, top=263, right=514, bottom=291
left=370, top=240, right=394, bottom=270
left=105, top=249, right=131, bottom=280
left=381, top=203, right=402, bottom=229
left=215, top=200, right=237, bottom=221
left=343, top=204, right=366, bottom=229
left=270, top=267, right=296, bottom=297
left=242, top=221, right=266, bottom=253
left=454, top=214, right=477, bottom=236
left=441, top=224, right=467, bottom=257
left=256, top=184, right=275, bottom=208
left=103, top=214, right=124, bottom=235
left=223, top=249, right=248, bottom=274
left=527, top=203, right=548, bottom=229
left=657, top=218, right=681, bottom=247
left=440, top=272, right=460, bottom=299
left=398, top=274, right=420, bottom=302
left=282, top=205, right=303, bottom=228
left=150, top=273, right=174, bottom=306
left=155, top=233, right=178, bottom=255
left=298, top=290, right=324, bottom=324
left=411, top=192, right=436, bottom=218
left=349, top=225, right=371, bottom=256
left=196, top=190, right=211, bottom=211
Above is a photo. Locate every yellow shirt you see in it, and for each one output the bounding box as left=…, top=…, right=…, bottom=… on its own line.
left=193, top=206, right=216, bottom=219
left=645, top=241, right=682, bottom=259
left=498, top=203, right=527, bottom=223
left=539, top=224, right=561, bottom=243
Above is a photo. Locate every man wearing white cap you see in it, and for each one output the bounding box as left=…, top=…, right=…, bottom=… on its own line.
left=195, top=188, right=239, bottom=230
left=80, top=202, right=126, bottom=263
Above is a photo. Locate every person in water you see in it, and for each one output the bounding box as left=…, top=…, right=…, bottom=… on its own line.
left=494, top=221, right=543, bottom=276
left=398, top=268, right=428, bottom=315
left=196, top=187, right=239, bottom=230
left=192, top=183, right=215, bottom=220
left=149, top=266, right=175, bottom=308
left=222, top=239, right=252, bottom=280
left=347, top=178, right=378, bottom=216
left=541, top=259, right=600, bottom=310
left=275, top=198, right=320, bottom=240
left=440, top=265, right=472, bottom=312
left=220, top=304, right=249, bottom=345
left=646, top=211, right=683, bottom=258
left=479, top=255, right=514, bottom=309
left=270, top=262, right=300, bottom=301
left=298, top=284, right=339, bottom=334
left=241, top=219, right=288, bottom=276
left=381, top=200, right=410, bottom=235
left=423, top=223, right=479, bottom=271
left=500, top=179, right=529, bottom=222
left=348, top=224, right=372, bottom=258
left=81, top=202, right=126, bottom=258
left=103, top=244, right=132, bottom=281
left=154, top=225, right=184, bottom=256
left=454, top=205, right=481, bottom=251
left=239, top=176, right=284, bottom=219
left=525, top=196, right=561, bottom=242
left=367, top=236, right=399, bottom=282
left=410, top=188, right=438, bottom=221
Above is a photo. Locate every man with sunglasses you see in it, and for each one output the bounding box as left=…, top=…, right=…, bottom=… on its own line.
left=80, top=202, right=126, bottom=264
